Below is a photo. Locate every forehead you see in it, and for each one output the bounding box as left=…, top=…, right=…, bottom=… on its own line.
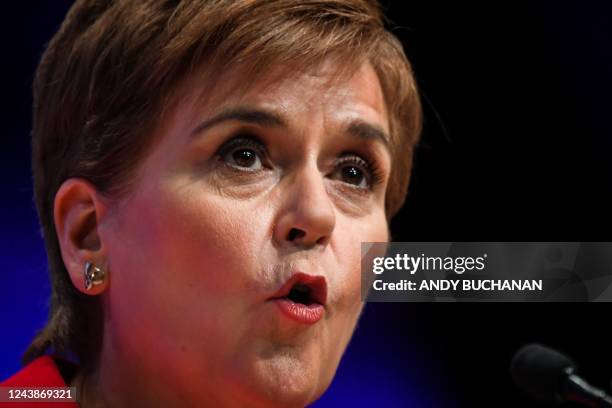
left=178, top=58, right=390, bottom=136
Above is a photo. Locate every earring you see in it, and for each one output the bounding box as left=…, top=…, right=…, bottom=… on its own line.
left=84, top=261, right=106, bottom=291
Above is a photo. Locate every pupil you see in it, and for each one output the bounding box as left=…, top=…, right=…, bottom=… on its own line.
left=343, top=166, right=362, bottom=184
left=233, top=149, right=256, bottom=167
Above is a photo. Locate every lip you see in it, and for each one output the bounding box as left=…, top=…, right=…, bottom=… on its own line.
left=269, top=272, right=328, bottom=324
left=272, top=298, right=325, bottom=324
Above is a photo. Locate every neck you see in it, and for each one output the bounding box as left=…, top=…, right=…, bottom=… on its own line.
left=71, top=368, right=108, bottom=408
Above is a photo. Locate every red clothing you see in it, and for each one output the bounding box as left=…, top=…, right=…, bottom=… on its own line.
left=0, top=356, right=78, bottom=407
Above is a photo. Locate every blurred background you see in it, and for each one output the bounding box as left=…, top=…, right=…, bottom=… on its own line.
left=2, top=1, right=612, bottom=407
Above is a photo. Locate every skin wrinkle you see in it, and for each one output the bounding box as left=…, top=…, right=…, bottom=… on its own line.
left=75, top=58, right=390, bottom=407
left=26, top=3, right=422, bottom=407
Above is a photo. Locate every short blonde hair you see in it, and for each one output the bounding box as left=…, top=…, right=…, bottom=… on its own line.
left=26, top=0, right=421, bottom=370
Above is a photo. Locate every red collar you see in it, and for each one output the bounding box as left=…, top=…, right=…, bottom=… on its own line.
left=1, top=355, right=79, bottom=407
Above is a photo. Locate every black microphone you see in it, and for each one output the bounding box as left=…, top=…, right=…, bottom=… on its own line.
left=511, top=343, right=612, bottom=407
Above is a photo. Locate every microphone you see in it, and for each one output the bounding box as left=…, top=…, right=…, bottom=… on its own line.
left=511, top=343, right=612, bottom=407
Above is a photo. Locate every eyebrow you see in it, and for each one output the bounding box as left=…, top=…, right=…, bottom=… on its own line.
left=190, top=106, right=287, bottom=137
left=345, top=121, right=391, bottom=153
left=190, top=105, right=391, bottom=154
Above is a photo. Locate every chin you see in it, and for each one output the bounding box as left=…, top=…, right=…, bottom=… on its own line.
left=245, top=382, right=324, bottom=408
left=230, top=352, right=332, bottom=408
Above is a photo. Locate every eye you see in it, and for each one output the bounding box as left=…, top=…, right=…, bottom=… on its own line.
left=226, top=148, right=261, bottom=169
left=332, top=155, right=375, bottom=189
left=218, top=135, right=266, bottom=171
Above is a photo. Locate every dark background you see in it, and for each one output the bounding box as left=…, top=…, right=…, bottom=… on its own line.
left=2, top=1, right=612, bottom=407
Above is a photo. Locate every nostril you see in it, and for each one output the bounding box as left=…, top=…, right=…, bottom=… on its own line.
left=316, top=236, right=328, bottom=245
left=287, top=228, right=305, bottom=241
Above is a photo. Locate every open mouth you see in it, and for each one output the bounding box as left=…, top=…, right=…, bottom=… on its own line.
left=272, top=273, right=327, bottom=306
left=270, top=273, right=327, bottom=324
left=286, top=283, right=317, bottom=305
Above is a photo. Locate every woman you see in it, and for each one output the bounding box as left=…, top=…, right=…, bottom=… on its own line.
left=1, top=0, right=421, bottom=406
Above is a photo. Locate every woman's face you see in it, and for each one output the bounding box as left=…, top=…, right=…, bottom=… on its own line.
left=97, top=60, right=391, bottom=407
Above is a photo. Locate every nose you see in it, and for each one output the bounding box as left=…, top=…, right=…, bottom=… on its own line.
left=273, top=163, right=336, bottom=250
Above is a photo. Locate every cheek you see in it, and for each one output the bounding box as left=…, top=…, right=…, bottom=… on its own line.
left=334, top=210, right=388, bottom=296
left=100, top=184, right=269, bottom=363
left=328, top=212, right=388, bottom=337
left=108, top=190, right=256, bottom=290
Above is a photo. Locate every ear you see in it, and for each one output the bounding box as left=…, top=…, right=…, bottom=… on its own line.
left=54, top=178, right=110, bottom=295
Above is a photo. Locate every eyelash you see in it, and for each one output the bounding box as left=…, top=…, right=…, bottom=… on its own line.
left=215, top=133, right=385, bottom=189
left=216, top=134, right=269, bottom=170
left=334, top=154, right=386, bottom=189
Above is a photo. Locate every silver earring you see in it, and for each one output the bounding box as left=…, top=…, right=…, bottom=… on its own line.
left=84, top=261, right=106, bottom=291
